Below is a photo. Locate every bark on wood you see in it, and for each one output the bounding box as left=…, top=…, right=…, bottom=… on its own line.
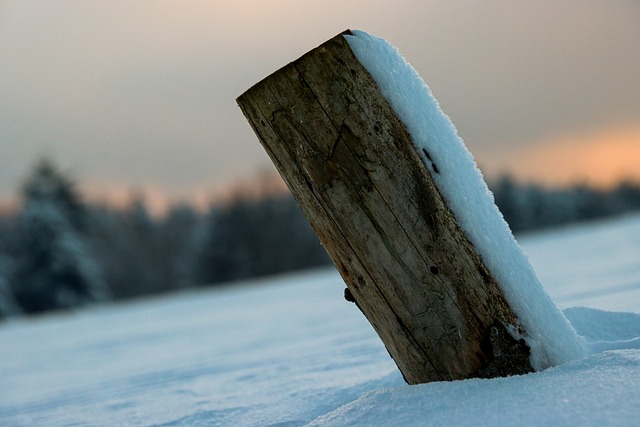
left=236, top=30, right=532, bottom=384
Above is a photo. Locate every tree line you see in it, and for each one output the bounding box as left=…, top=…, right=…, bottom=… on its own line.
left=1, top=159, right=639, bottom=319
left=492, top=175, right=640, bottom=233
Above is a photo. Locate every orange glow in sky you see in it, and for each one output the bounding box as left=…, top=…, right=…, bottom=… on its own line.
left=2, top=1, right=639, bottom=208
left=480, top=124, right=640, bottom=188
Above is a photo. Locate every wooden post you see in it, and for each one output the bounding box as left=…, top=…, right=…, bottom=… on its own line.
left=236, top=30, right=532, bottom=384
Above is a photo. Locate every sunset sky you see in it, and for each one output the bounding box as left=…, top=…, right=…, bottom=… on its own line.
left=1, top=1, right=639, bottom=210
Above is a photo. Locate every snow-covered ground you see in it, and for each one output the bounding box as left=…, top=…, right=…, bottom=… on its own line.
left=1, top=214, right=639, bottom=426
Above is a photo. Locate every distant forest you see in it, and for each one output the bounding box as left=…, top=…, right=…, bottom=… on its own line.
left=1, top=159, right=640, bottom=319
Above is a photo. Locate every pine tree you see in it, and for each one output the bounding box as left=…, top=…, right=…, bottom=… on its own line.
left=193, top=191, right=329, bottom=286
left=11, top=159, right=107, bottom=313
left=0, top=251, right=19, bottom=319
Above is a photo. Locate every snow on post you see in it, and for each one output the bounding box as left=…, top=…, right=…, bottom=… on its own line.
left=237, top=29, right=586, bottom=384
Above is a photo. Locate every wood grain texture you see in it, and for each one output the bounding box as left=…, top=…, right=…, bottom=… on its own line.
left=237, top=30, right=532, bottom=384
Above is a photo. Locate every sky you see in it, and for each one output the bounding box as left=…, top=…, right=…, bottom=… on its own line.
left=1, top=1, right=639, bottom=211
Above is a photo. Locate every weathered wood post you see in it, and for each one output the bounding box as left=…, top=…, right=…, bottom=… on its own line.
left=236, top=30, right=533, bottom=384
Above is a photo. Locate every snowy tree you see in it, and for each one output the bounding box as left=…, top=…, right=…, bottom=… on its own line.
left=615, top=181, right=640, bottom=211
left=112, top=197, right=167, bottom=296
left=158, top=203, right=200, bottom=289
left=0, top=216, right=17, bottom=318
left=88, top=198, right=199, bottom=299
left=10, top=159, right=107, bottom=313
left=0, top=251, right=19, bottom=319
left=193, top=191, right=329, bottom=285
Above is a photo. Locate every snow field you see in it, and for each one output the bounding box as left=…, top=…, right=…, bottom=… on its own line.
left=0, top=214, right=639, bottom=426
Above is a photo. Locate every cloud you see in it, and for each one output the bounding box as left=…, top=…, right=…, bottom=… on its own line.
left=1, top=0, right=639, bottom=206
left=479, top=123, right=640, bottom=187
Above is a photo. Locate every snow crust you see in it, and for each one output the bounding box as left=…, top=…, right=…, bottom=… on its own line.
left=0, top=214, right=639, bottom=426
left=344, top=30, right=586, bottom=369
left=310, top=350, right=640, bottom=427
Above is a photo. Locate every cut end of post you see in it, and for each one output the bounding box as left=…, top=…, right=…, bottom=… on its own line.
left=236, top=29, right=354, bottom=108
